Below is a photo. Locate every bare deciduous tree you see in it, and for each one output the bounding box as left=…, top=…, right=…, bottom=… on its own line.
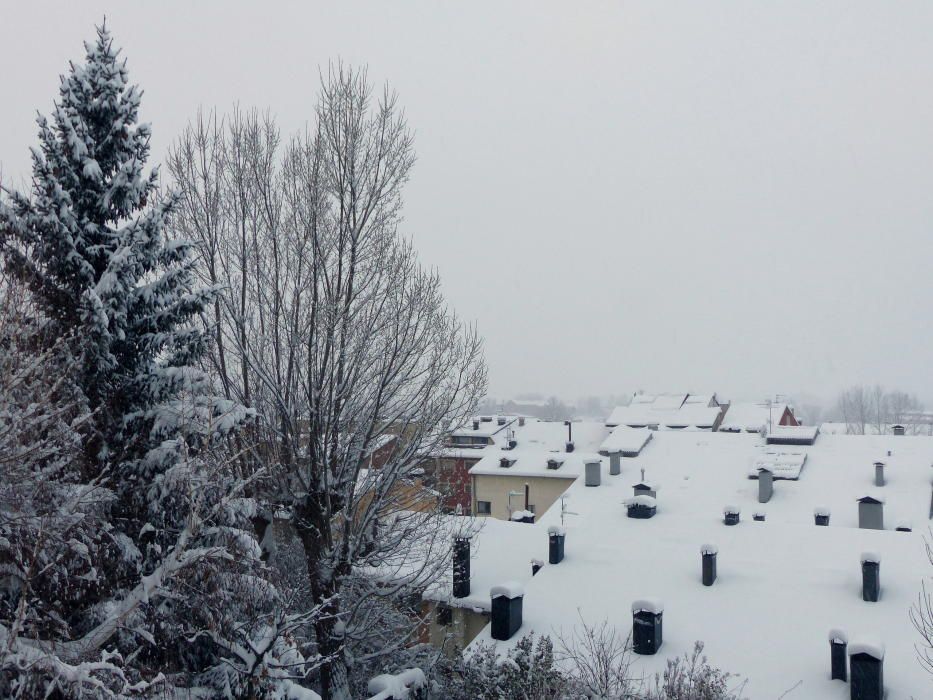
left=556, top=612, right=642, bottom=699
left=168, top=65, right=486, bottom=699
left=910, top=532, right=933, bottom=676
left=835, top=384, right=925, bottom=435
left=836, top=385, right=870, bottom=435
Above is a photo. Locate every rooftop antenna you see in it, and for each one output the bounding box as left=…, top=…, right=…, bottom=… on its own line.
left=507, top=489, right=523, bottom=518
left=641, top=468, right=645, bottom=482
left=560, top=494, right=578, bottom=527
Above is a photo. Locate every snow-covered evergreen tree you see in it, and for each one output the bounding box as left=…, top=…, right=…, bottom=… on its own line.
left=0, top=25, right=294, bottom=697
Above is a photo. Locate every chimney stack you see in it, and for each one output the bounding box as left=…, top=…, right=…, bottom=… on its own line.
left=848, top=637, right=884, bottom=700
left=723, top=505, right=741, bottom=526
left=626, top=495, right=657, bottom=519
left=828, top=628, right=847, bottom=681
left=452, top=536, right=471, bottom=598
left=757, top=468, right=774, bottom=503
left=472, top=419, right=480, bottom=431
left=585, top=459, right=601, bottom=487
left=548, top=525, right=566, bottom=564
left=631, top=599, right=664, bottom=655
left=874, top=461, right=885, bottom=487
left=861, top=552, right=880, bottom=602
left=814, top=506, right=831, bottom=526
left=490, top=582, right=524, bottom=640
left=701, top=544, right=718, bottom=586
left=609, top=451, right=621, bottom=475
left=857, top=495, right=884, bottom=530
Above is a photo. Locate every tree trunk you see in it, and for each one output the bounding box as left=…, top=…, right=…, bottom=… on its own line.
left=296, top=496, right=351, bottom=700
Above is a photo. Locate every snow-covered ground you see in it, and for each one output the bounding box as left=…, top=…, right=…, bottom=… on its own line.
left=458, top=430, right=932, bottom=697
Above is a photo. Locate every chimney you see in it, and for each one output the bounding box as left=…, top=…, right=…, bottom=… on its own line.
left=874, top=461, right=885, bottom=487
left=631, top=599, right=664, bottom=655
left=753, top=511, right=766, bottom=522
left=585, top=459, right=601, bottom=487
left=626, top=495, right=657, bottom=519
left=723, top=505, right=741, bottom=526
left=609, top=451, right=621, bottom=475
left=814, top=506, right=830, bottom=526
left=828, top=628, right=847, bottom=681
left=452, top=536, right=471, bottom=598
left=848, top=637, right=884, bottom=700
left=861, top=552, right=880, bottom=602
left=497, top=416, right=506, bottom=426
left=701, top=544, right=718, bottom=586
left=510, top=510, right=534, bottom=524
left=857, top=495, right=884, bottom=530
left=757, top=467, right=774, bottom=503
left=548, top=525, right=566, bottom=564
left=490, top=582, right=524, bottom=640
left=472, top=419, right=480, bottom=431
left=518, top=416, right=525, bottom=426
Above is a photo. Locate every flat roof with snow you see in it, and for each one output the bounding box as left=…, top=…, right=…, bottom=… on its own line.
left=451, top=430, right=932, bottom=697
left=469, top=450, right=602, bottom=479
left=766, top=424, right=819, bottom=445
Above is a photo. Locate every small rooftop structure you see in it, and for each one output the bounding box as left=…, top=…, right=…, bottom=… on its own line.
left=599, top=425, right=653, bottom=456
left=766, top=425, right=819, bottom=446
left=748, top=450, right=808, bottom=480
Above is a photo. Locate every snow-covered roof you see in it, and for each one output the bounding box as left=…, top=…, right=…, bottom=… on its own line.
left=450, top=415, right=518, bottom=439
left=490, top=581, right=524, bottom=599
left=606, top=395, right=722, bottom=431
left=599, top=426, right=653, bottom=455
left=456, top=430, right=932, bottom=697
left=421, top=517, right=543, bottom=611
left=719, top=402, right=792, bottom=433
left=848, top=636, right=885, bottom=660
left=749, top=450, right=807, bottom=479
left=469, top=449, right=603, bottom=479
left=631, top=598, right=664, bottom=614
left=766, top=425, right=819, bottom=445
left=626, top=495, right=657, bottom=508
left=440, top=417, right=610, bottom=459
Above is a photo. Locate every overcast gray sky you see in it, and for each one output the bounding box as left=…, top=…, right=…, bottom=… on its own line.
left=3, top=1, right=933, bottom=405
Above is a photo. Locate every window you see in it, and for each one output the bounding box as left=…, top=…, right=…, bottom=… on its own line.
left=477, top=500, right=492, bottom=515
left=436, top=604, right=452, bottom=627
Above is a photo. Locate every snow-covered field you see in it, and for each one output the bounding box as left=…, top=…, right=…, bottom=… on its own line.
left=455, top=429, right=931, bottom=697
